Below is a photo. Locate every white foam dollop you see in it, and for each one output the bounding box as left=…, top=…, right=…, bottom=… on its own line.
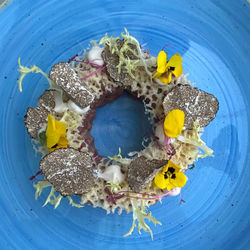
left=98, top=165, right=125, bottom=184
left=68, top=100, right=90, bottom=114
left=87, top=46, right=104, bottom=66
left=168, top=187, right=181, bottom=196
left=155, top=123, right=165, bottom=145
left=53, top=90, right=68, bottom=113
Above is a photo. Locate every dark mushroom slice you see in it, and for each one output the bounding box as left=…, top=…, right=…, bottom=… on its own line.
left=24, top=105, right=49, bottom=139
left=38, top=89, right=56, bottom=110
left=127, top=156, right=168, bottom=192
left=49, top=62, right=94, bottom=108
left=40, top=148, right=96, bottom=196
left=24, top=90, right=56, bottom=139
left=102, top=39, right=140, bottom=85
left=163, top=84, right=219, bottom=129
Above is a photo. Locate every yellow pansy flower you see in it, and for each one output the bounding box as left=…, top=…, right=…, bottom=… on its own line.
left=164, top=109, right=185, bottom=138
left=46, top=114, right=68, bottom=152
left=154, top=161, right=187, bottom=190
left=153, top=50, right=183, bottom=84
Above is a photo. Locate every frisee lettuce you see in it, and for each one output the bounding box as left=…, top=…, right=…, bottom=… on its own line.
left=67, top=196, right=84, bottom=208
left=17, top=57, right=55, bottom=92
left=33, top=180, right=83, bottom=209
left=120, top=28, right=154, bottom=77
left=177, top=120, right=214, bottom=160
left=34, top=181, right=52, bottom=199
left=99, top=28, right=155, bottom=80
left=124, top=199, right=162, bottom=240
left=99, top=33, right=120, bottom=54
left=108, top=147, right=131, bottom=165
left=42, top=186, right=63, bottom=209
left=105, top=180, right=122, bottom=193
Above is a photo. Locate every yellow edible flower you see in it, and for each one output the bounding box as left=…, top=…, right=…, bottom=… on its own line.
left=154, top=161, right=187, bottom=190
left=164, top=109, right=185, bottom=138
left=152, top=50, right=183, bottom=84
left=46, top=114, right=68, bottom=152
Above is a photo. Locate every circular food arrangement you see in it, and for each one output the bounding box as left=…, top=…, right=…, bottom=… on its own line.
left=19, top=29, right=219, bottom=238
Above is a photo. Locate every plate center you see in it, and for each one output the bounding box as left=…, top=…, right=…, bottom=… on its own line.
left=90, top=92, right=152, bottom=157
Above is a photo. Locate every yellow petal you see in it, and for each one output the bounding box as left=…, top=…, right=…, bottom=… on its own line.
left=161, top=162, right=170, bottom=173
left=164, top=109, right=185, bottom=138
left=46, top=115, right=60, bottom=148
left=172, top=172, right=187, bottom=188
left=47, top=114, right=56, bottom=132
left=154, top=161, right=185, bottom=190
left=159, top=71, right=172, bottom=84
left=46, top=134, right=60, bottom=148
left=167, top=161, right=181, bottom=172
left=157, top=50, right=167, bottom=74
left=154, top=172, right=168, bottom=189
left=166, top=53, right=182, bottom=68
left=55, top=120, right=67, bottom=136
left=57, top=136, right=68, bottom=147
left=165, top=180, right=176, bottom=191
left=50, top=136, right=68, bottom=152
left=161, top=161, right=180, bottom=173
left=46, top=114, right=67, bottom=149
left=152, top=71, right=162, bottom=79
left=172, top=64, right=183, bottom=77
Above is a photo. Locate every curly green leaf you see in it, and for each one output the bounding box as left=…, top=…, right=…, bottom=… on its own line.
left=177, top=120, right=214, bottom=160
left=124, top=199, right=162, bottom=240
left=33, top=181, right=52, bottom=200
left=108, top=147, right=131, bottom=165
left=67, top=196, right=84, bottom=208
left=105, top=180, right=122, bottom=193
left=17, top=57, right=55, bottom=92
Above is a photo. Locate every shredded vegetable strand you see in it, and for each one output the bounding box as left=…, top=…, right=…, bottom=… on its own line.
left=106, top=188, right=172, bottom=203
left=164, top=134, right=170, bottom=155
left=162, top=43, right=174, bottom=51
left=81, top=66, right=105, bottom=80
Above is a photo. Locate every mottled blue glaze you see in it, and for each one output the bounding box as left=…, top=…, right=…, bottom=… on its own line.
left=0, top=0, right=249, bottom=249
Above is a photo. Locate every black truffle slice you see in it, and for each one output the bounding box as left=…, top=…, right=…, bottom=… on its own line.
left=49, top=62, right=94, bottom=108
left=102, top=39, right=139, bottom=85
left=163, top=84, right=219, bottom=129
left=40, top=148, right=96, bottom=196
left=38, top=89, right=56, bottom=110
left=127, top=156, right=168, bottom=192
left=24, top=105, right=49, bottom=139
left=24, top=90, right=55, bottom=139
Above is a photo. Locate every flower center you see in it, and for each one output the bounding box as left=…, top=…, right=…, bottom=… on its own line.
left=164, top=167, right=176, bottom=179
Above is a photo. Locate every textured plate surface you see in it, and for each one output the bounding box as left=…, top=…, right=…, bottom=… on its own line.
left=0, top=0, right=249, bottom=249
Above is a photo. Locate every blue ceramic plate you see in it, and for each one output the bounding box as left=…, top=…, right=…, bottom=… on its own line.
left=0, top=0, right=249, bottom=249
